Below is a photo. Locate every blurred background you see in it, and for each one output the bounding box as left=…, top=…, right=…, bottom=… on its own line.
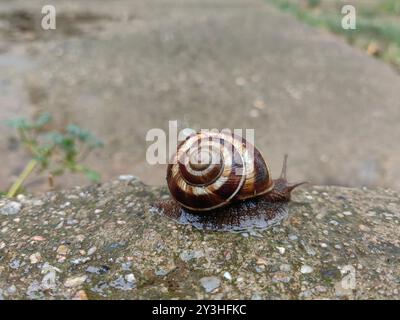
left=0, top=0, right=399, bottom=194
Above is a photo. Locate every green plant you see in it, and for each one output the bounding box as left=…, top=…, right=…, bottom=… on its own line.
left=6, top=112, right=103, bottom=197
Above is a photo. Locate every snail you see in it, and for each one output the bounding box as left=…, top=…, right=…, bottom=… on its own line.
left=153, top=131, right=306, bottom=232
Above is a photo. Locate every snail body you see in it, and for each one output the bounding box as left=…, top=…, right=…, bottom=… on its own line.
left=155, top=131, right=305, bottom=231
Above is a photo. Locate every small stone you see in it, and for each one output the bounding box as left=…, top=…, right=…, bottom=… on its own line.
left=29, top=252, right=42, bottom=264
left=288, top=234, right=298, bottom=241
left=300, top=265, right=314, bottom=274
left=26, top=281, right=43, bottom=299
left=305, top=195, right=313, bottom=200
left=57, top=245, right=69, bottom=255
left=110, top=276, right=135, bottom=290
left=299, top=290, right=312, bottom=298
left=125, top=273, right=136, bottom=283
left=315, top=285, right=327, bottom=293
left=153, top=269, right=166, bottom=277
left=16, top=194, right=25, bottom=201
left=64, top=275, right=87, bottom=288
left=9, top=259, right=21, bottom=269
left=330, top=220, right=339, bottom=226
left=94, top=209, right=103, bottom=214
left=73, top=290, right=88, bottom=300
left=67, top=219, right=78, bottom=225
left=251, top=293, right=263, bottom=300
left=60, top=202, right=70, bottom=209
left=359, top=224, right=371, bottom=232
left=320, top=243, right=328, bottom=248
left=343, top=211, right=352, bottom=216
left=121, top=261, right=133, bottom=271
left=55, top=221, right=64, bottom=229
left=334, top=280, right=353, bottom=297
left=276, top=246, right=286, bottom=254
left=86, top=265, right=109, bottom=274
left=280, top=264, right=291, bottom=272
left=256, top=258, right=267, bottom=265
left=0, top=201, right=22, bottom=215
left=223, top=272, right=232, bottom=281
left=7, top=285, right=17, bottom=295
left=87, top=246, right=97, bottom=256
left=179, top=250, right=204, bottom=262
left=41, top=270, right=57, bottom=290
left=118, top=175, right=137, bottom=182
left=200, top=276, right=221, bottom=293
left=31, top=200, right=44, bottom=206
left=32, top=236, right=46, bottom=241
left=70, top=257, right=90, bottom=265
left=272, top=272, right=291, bottom=283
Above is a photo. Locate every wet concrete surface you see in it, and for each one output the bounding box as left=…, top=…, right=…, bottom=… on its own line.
left=0, top=178, right=399, bottom=299
left=1, top=0, right=400, bottom=193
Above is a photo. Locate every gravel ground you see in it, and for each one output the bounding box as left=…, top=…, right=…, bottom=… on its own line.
left=0, top=177, right=399, bottom=299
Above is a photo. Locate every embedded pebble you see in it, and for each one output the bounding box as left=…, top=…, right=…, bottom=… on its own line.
left=272, top=273, right=291, bottom=283
left=279, top=264, right=291, bottom=272
left=359, top=224, right=371, bottom=232
left=87, top=246, right=97, bottom=256
left=57, top=245, right=69, bottom=255
left=9, top=259, right=21, bottom=269
left=118, top=175, right=137, bottom=182
left=200, top=276, right=221, bottom=293
left=223, top=272, right=232, bottom=281
left=180, top=250, right=204, bottom=262
left=71, top=257, right=90, bottom=265
left=64, top=275, right=87, bottom=288
left=0, top=201, right=22, bottom=215
left=125, top=273, right=136, bottom=283
left=110, top=275, right=135, bottom=290
left=86, top=265, right=110, bottom=275
left=276, top=246, right=286, bottom=254
left=155, top=268, right=169, bottom=277
left=29, top=252, right=42, bottom=264
left=288, top=234, right=298, bottom=241
left=300, top=265, right=314, bottom=274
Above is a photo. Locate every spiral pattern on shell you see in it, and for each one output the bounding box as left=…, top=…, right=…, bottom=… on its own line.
left=166, top=131, right=274, bottom=211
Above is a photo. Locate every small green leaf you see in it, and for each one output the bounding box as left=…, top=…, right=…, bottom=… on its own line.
left=46, top=132, right=64, bottom=145
left=67, top=124, right=90, bottom=141
left=7, top=118, right=33, bottom=130
left=67, top=124, right=103, bottom=148
left=34, top=112, right=52, bottom=129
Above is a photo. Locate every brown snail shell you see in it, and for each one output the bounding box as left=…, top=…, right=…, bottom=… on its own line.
left=154, top=131, right=306, bottom=232
left=166, top=131, right=274, bottom=211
